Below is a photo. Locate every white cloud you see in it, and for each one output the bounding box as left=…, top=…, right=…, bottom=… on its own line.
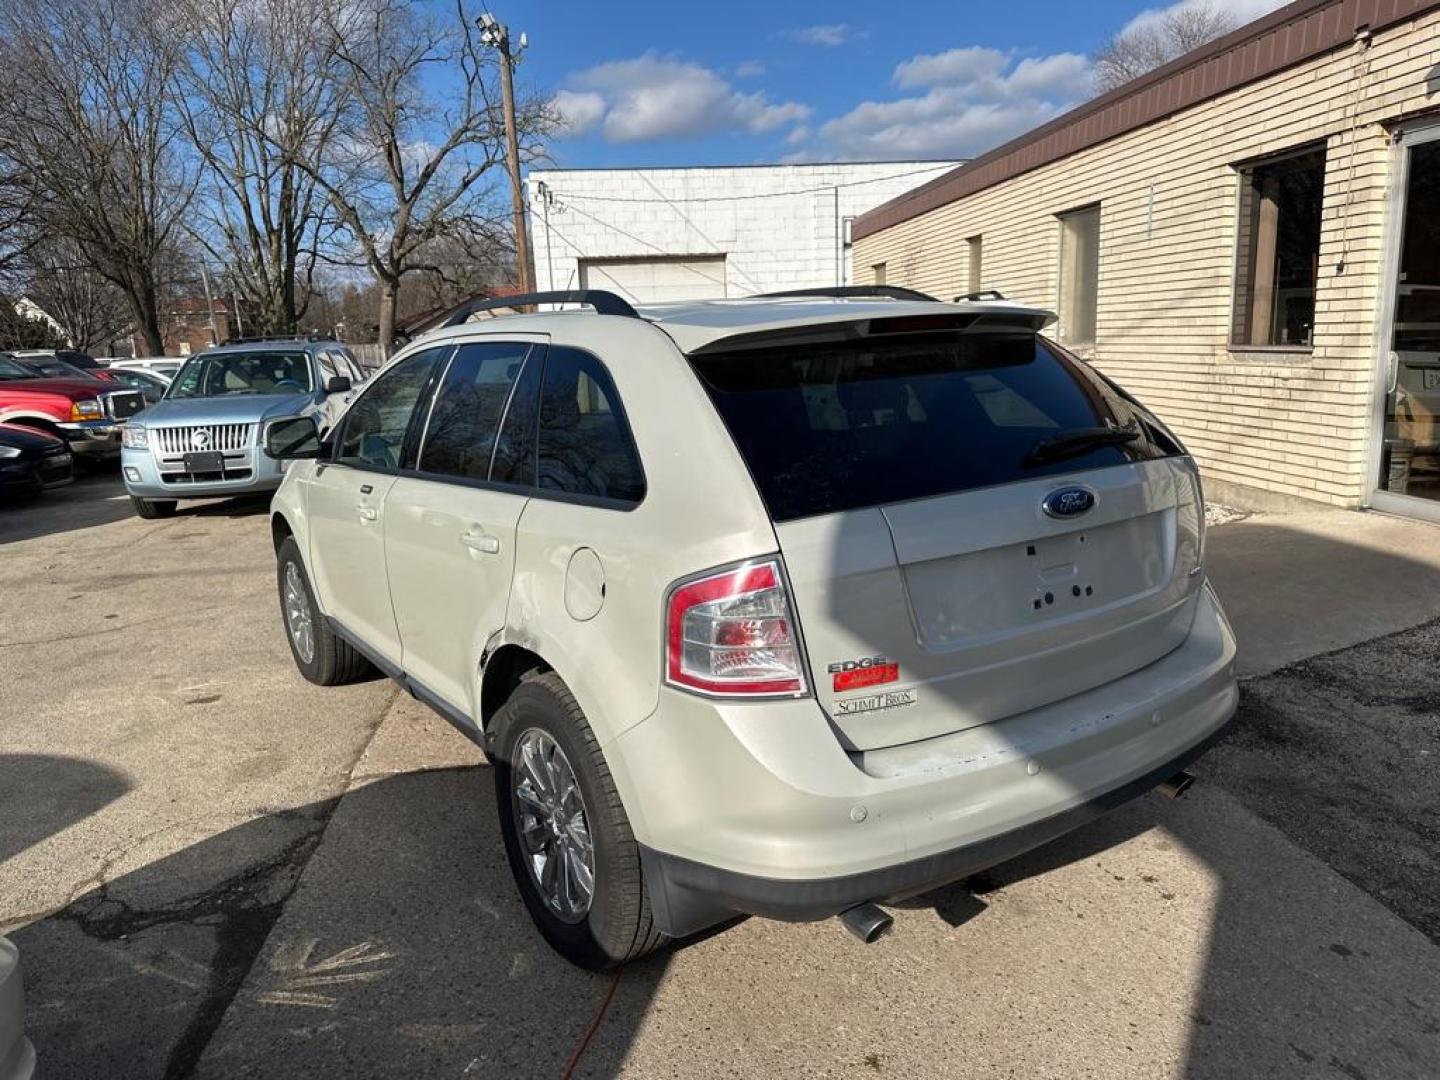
left=791, top=24, right=860, bottom=47
left=735, top=60, right=765, bottom=78
left=1118, top=0, right=1287, bottom=38
left=552, top=90, right=606, bottom=136
left=556, top=54, right=810, bottom=143
left=809, top=48, right=1092, bottom=160
left=893, top=46, right=1008, bottom=90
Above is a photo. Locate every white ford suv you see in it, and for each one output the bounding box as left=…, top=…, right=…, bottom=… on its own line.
left=266, top=287, right=1237, bottom=969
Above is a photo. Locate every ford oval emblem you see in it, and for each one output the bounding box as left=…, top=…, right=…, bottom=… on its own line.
left=1042, top=486, right=1096, bottom=519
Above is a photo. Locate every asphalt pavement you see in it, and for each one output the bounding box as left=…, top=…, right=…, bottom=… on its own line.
left=2, top=477, right=1438, bottom=1078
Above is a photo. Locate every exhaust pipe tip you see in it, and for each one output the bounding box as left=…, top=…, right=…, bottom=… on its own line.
left=838, top=903, right=894, bottom=943
left=1158, top=770, right=1195, bottom=799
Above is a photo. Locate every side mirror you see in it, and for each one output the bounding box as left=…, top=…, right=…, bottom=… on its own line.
left=264, top=415, right=322, bottom=460
left=325, top=375, right=351, bottom=394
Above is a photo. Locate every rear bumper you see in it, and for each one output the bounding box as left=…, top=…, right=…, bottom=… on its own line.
left=640, top=723, right=1226, bottom=931
left=614, top=583, right=1238, bottom=937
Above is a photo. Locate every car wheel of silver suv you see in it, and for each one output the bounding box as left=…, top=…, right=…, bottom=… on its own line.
left=130, top=496, right=177, bottom=519
left=492, top=671, right=666, bottom=970
left=275, top=536, right=373, bottom=686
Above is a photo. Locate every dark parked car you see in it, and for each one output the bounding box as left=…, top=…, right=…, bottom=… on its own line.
left=0, top=422, right=73, bottom=499
left=11, top=349, right=105, bottom=373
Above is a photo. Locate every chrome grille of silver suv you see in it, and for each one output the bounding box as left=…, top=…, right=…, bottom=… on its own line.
left=153, top=424, right=255, bottom=454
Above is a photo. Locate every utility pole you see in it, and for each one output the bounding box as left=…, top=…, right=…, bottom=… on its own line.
left=198, top=263, right=220, bottom=346
left=478, top=12, right=533, bottom=294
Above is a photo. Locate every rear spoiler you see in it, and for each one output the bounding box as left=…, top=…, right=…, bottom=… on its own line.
left=688, top=307, right=1057, bottom=355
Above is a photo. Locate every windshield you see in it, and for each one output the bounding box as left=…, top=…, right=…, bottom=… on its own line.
left=691, top=332, right=1181, bottom=522
left=167, top=351, right=313, bottom=399
left=0, top=356, right=39, bottom=381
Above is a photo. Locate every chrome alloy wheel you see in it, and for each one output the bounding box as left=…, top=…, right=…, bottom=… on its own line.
left=283, top=561, right=315, bottom=664
left=511, top=728, right=595, bottom=923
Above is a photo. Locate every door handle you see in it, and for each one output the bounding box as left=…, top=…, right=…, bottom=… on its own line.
left=360, top=483, right=374, bottom=495
left=1387, top=351, right=1400, bottom=396
left=356, top=505, right=378, bottom=521
left=461, top=530, right=501, bottom=555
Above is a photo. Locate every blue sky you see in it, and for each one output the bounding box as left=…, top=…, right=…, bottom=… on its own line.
left=512, top=0, right=1286, bottom=169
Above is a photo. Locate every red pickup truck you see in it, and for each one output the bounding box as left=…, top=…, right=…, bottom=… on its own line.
left=0, top=353, right=145, bottom=462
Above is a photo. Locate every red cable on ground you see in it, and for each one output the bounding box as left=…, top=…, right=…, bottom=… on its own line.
left=561, top=968, right=623, bottom=1079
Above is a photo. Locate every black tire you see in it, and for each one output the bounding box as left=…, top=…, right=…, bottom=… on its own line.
left=492, top=671, right=666, bottom=970
left=275, top=536, right=372, bottom=686
left=130, top=496, right=177, bottom=519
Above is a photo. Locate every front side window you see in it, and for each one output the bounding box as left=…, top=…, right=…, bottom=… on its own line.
left=418, top=341, right=534, bottom=481
left=1232, top=146, right=1325, bottom=347
left=1057, top=205, right=1100, bottom=344
left=168, top=351, right=314, bottom=398
left=536, top=348, right=645, bottom=504
left=691, top=331, right=1179, bottom=522
left=334, top=347, right=446, bottom=470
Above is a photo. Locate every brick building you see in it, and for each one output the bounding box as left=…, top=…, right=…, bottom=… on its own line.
left=853, top=0, right=1440, bottom=518
left=525, top=161, right=958, bottom=303
left=130, top=298, right=253, bottom=358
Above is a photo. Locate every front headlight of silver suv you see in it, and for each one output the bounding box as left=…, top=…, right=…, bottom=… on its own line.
left=121, top=424, right=148, bottom=449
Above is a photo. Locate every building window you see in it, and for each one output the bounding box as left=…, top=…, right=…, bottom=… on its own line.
left=1232, top=146, right=1325, bottom=347
left=872, top=262, right=887, bottom=286
left=1058, top=205, right=1100, bottom=344
left=967, top=236, right=982, bottom=294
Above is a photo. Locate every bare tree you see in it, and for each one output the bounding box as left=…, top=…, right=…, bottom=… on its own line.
left=1094, top=2, right=1238, bottom=92
left=22, top=240, right=132, bottom=352
left=0, top=0, right=195, bottom=355
left=290, top=0, right=551, bottom=353
left=0, top=164, right=40, bottom=288
left=175, top=0, right=349, bottom=335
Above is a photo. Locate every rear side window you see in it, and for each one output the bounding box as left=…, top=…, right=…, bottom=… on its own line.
left=418, top=341, right=533, bottom=482
left=536, top=347, right=644, bottom=505
left=691, top=332, right=1177, bottom=522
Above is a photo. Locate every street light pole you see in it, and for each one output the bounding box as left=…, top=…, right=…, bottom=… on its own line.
left=479, top=12, right=533, bottom=294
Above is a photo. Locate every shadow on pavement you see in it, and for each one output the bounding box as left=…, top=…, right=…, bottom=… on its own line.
left=0, top=474, right=134, bottom=544
left=12, top=765, right=669, bottom=1080
left=9, top=517, right=1440, bottom=1078
left=0, top=754, right=131, bottom=870
left=0, top=474, right=273, bottom=546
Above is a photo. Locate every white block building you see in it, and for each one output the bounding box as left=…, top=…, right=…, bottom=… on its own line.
left=525, top=162, right=958, bottom=304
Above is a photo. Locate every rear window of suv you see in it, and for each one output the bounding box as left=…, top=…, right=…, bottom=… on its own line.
left=690, top=331, right=1179, bottom=522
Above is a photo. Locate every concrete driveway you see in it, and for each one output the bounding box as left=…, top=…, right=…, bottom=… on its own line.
left=2, top=479, right=1437, bottom=1078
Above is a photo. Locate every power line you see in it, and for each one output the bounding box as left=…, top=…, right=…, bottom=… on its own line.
left=551, top=200, right=730, bottom=291
left=540, top=166, right=955, bottom=205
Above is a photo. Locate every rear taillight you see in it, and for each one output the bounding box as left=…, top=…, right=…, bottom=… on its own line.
left=1187, top=461, right=1206, bottom=576
left=665, top=558, right=808, bottom=697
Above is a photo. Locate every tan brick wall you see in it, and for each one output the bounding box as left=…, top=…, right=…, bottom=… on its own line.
left=853, top=12, right=1440, bottom=508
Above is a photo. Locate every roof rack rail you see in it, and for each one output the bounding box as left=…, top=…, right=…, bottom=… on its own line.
left=754, top=285, right=940, bottom=302
left=220, top=332, right=336, bottom=346
left=954, top=289, right=1007, bottom=302
left=439, top=290, right=640, bottom=327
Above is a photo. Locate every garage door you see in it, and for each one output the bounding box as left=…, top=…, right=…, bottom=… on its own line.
left=579, top=257, right=727, bottom=303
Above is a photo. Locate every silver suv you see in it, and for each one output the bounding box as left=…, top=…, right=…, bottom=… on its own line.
left=266, top=288, right=1237, bottom=969
left=121, top=337, right=365, bottom=518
